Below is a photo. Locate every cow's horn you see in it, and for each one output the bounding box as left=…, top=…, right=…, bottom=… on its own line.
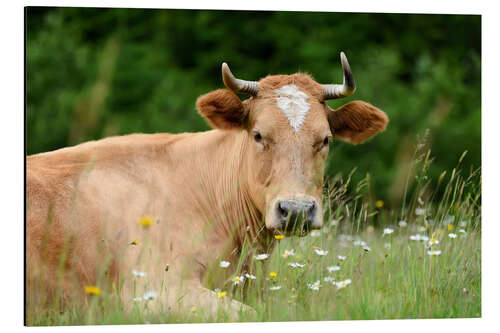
left=222, top=62, right=259, bottom=96
left=322, top=52, right=356, bottom=100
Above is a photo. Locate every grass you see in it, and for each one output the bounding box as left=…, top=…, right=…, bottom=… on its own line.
left=26, top=145, right=481, bottom=325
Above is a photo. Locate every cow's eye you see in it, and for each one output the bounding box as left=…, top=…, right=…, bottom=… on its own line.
left=253, top=132, right=262, bottom=143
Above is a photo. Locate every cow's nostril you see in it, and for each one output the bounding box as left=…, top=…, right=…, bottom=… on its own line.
left=278, top=201, right=291, bottom=218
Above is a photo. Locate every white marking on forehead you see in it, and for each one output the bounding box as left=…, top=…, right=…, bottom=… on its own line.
left=274, top=84, right=311, bottom=132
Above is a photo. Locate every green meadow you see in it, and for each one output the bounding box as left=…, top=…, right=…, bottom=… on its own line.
left=27, top=146, right=481, bottom=325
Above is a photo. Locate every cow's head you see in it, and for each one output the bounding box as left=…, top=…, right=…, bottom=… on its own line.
left=197, top=52, right=388, bottom=235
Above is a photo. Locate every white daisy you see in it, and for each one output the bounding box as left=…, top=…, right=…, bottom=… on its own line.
left=232, top=275, right=245, bottom=285
left=338, top=255, right=347, bottom=261
left=353, top=240, right=367, bottom=247
left=335, top=279, right=352, bottom=289
left=448, top=233, right=457, bottom=239
left=254, top=254, right=269, bottom=260
left=133, top=297, right=142, bottom=302
left=362, top=245, right=372, bottom=252
left=323, top=276, right=335, bottom=283
left=428, top=238, right=439, bottom=246
left=383, top=228, right=394, bottom=235
left=132, top=270, right=146, bottom=277
left=269, top=286, right=282, bottom=291
left=326, top=265, right=341, bottom=273
left=310, top=230, right=321, bottom=237
left=314, top=249, right=328, bottom=256
left=219, top=261, right=231, bottom=268
left=288, top=262, right=305, bottom=268
left=398, top=220, right=408, bottom=227
left=282, top=249, right=295, bottom=258
left=427, top=250, right=442, bottom=256
left=410, top=234, right=429, bottom=242
left=415, top=208, right=426, bottom=216
left=244, top=273, right=256, bottom=280
left=459, top=229, right=467, bottom=235
left=307, top=280, right=321, bottom=291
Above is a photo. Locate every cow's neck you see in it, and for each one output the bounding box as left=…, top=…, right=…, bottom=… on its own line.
left=165, top=129, right=270, bottom=256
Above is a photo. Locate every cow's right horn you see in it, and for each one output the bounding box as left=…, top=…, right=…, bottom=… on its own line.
left=222, top=63, right=259, bottom=96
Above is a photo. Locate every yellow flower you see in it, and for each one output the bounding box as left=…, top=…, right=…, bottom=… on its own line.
left=129, top=238, right=138, bottom=245
left=447, top=225, right=455, bottom=231
left=138, top=216, right=156, bottom=227
left=274, top=234, right=284, bottom=240
left=190, top=306, right=197, bottom=313
left=217, top=291, right=227, bottom=298
left=376, top=200, right=384, bottom=208
left=270, top=271, right=277, bottom=279
left=84, top=286, right=101, bottom=295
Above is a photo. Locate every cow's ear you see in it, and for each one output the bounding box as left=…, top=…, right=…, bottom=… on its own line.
left=196, top=89, right=248, bottom=130
left=327, top=101, right=388, bottom=144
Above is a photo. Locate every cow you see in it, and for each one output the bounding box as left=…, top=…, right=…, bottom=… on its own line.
left=26, top=52, right=388, bottom=319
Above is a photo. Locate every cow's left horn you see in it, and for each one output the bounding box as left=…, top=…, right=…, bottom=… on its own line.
left=222, top=62, right=259, bottom=96
left=322, top=52, right=356, bottom=100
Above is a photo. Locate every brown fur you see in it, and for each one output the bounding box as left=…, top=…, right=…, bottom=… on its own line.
left=197, top=89, right=247, bottom=129
left=27, top=71, right=388, bottom=321
left=328, top=101, right=388, bottom=144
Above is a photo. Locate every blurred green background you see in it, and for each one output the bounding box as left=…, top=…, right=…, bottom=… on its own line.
left=25, top=7, right=481, bottom=204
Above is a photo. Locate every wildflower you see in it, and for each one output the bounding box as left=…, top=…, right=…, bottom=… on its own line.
left=330, top=219, right=339, bottom=226
left=338, top=255, right=347, bottom=261
left=324, top=276, right=335, bottom=283
left=269, top=286, right=282, bottom=291
left=428, top=238, right=439, bottom=246
left=254, top=253, right=269, bottom=261
left=84, top=286, right=101, bottom=295
left=219, top=261, right=231, bottom=268
left=244, top=273, right=256, bottom=280
left=447, top=225, right=455, bottom=231
left=138, top=216, right=156, bottom=227
left=143, top=291, right=158, bottom=301
left=274, top=234, right=284, bottom=240
left=132, top=270, right=146, bottom=277
left=133, top=297, right=142, bottom=302
left=459, top=229, right=467, bottom=235
left=384, top=242, right=391, bottom=249
left=415, top=208, right=426, bottom=216
left=427, top=250, right=442, bottom=256
left=448, top=233, right=457, bottom=239
left=335, top=279, right=352, bottom=289
left=288, top=262, right=305, bottom=268
left=307, top=280, right=321, bottom=291
left=269, top=272, right=277, bottom=279
left=362, top=245, right=372, bottom=252
left=398, top=220, right=408, bottom=227
left=129, top=238, right=139, bottom=246
left=353, top=240, right=367, bottom=247
left=310, top=230, right=321, bottom=237
left=383, top=228, right=394, bottom=235
left=282, top=249, right=295, bottom=258
left=327, top=265, right=341, bottom=273
left=314, top=249, right=328, bottom=256
left=410, top=234, right=429, bottom=242
left=376, top=200, right=384, bottom=208
left=217, top=291, right=227, bottom=298
left=232, top=276, right=245, bottom=285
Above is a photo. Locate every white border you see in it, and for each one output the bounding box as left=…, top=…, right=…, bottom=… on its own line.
left=2, top=1, right=499, bottom=332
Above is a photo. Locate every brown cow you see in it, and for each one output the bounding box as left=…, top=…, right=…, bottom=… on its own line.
left=26, top=52, right=388, bottom=319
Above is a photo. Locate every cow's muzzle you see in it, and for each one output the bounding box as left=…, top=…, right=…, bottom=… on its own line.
left=271, top=196, right=322, bottom=233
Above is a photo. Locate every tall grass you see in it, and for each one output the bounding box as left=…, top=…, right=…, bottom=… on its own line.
left=26, top=143, right=481, bottom=325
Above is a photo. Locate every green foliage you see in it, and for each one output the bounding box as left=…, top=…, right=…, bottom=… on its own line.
left=26, top=7, right=480, bottom=202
